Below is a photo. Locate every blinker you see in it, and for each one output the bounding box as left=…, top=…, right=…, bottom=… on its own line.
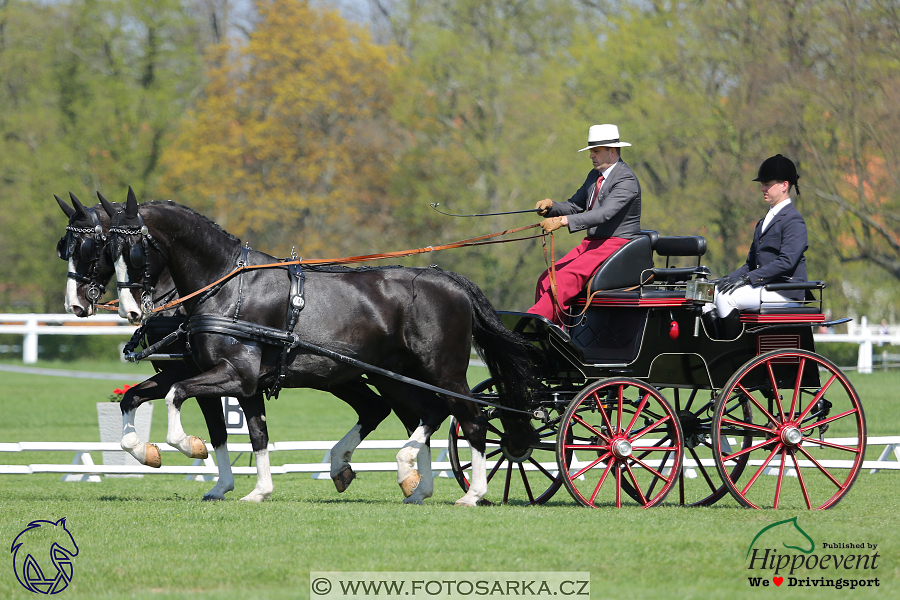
left=128, top=243, right=146, bottom=269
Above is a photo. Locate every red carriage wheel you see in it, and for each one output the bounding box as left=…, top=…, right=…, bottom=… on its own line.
left=556, top=377, right=684, bottom=508
left=447, top=379, right=564, bottom=505
left=711, top=349, right=866, bottom=509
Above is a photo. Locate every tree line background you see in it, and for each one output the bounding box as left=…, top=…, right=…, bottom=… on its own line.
left=2, top=0, right=900, bottom=323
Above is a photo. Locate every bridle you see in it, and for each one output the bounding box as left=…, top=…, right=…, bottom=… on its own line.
left=57, top=207, right=107, bottom=307
left=107, top=211, right=167, bottom=317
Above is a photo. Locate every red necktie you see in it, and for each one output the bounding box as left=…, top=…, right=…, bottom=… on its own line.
left=588, top=175, right=604, bottom=210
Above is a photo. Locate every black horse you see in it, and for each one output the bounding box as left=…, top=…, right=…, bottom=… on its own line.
left=57, top=191, right=417, bottom=500
left=106, top=193, right=536, bottom=505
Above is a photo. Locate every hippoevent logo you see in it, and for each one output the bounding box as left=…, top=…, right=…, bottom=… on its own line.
left=10, top=518, right=79, bottom=594
left=745, top=517, right=880, bottom=590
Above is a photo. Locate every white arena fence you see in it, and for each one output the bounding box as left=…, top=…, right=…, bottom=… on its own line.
left=0, top=437, right=897, bottom=483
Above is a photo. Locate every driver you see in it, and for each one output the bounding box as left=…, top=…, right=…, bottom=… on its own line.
left=703, top=154, right=808, bottom=337
left=527, top=124, right=642, bottom=326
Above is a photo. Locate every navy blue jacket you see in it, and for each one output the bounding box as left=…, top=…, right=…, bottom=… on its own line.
left=729, top=201, right=808, bottom=300
left=547, top=161, right=642, bottom=240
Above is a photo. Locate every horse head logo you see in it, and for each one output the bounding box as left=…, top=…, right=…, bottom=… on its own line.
left=10, top=518, right=79, bottom=594
left=746, top=516, right=815, bottom=560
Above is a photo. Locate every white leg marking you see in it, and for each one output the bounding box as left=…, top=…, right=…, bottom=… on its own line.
left=404, top=444, right=434, bottom=505
left=397, top=423, right=426, bottom=483
left=240, top=449, right=273, bottom=502
left=165, top=387, right=195, bottom=456
left=120, top=408, right=146, bottom=462
left=330, top=424, right=362, bottom=478
left=456, top=445, right=487, bottom=506
left=203, top=445, right=235, bottom=500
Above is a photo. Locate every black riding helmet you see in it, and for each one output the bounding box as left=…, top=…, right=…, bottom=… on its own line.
left=753, top=154, right=800, bottom=194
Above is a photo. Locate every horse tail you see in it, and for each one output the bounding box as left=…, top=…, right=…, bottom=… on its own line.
left=437, top=269, right=537, bottom=412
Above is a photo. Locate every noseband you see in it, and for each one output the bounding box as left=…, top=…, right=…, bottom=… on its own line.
left=58, top=207, right=107, bottom=305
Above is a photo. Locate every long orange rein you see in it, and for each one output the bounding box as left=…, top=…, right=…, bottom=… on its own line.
left=102, top=223, right=545, bottom=315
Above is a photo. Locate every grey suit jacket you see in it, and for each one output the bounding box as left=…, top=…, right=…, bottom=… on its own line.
left=547, top=161, right=642, bottom=239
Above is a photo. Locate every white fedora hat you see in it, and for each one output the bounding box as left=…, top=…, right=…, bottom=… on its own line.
left=578, top=124, right=632, bottom=152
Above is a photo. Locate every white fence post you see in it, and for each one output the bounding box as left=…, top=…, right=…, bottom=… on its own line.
left=857, top=316, right=873, bottom=374
left=23, top=316, right=38, bottom=364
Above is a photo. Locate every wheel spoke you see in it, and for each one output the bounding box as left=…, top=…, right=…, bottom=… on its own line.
left=570, top=452, right=612, bottom=480
left=624, top=391, right=652, bottom=435
left=502, top=462, right=513, bottom=504
left=724, top=435, right=778, bottom=462
left=797, top=373, right=838, bottom=422
left=766, top=361, right=786, bottom=421
left=684, top=388, right=699, bottom=412
left=721, top=417, right=775, bottom=435
left=486, top=422, right=504, bottom=436
left=740, top=443, right=783, bottom=496
left=646, top=449, right=671, bottom=498
left=629, top=414, right=673, bottom=442
left=623, top=463, right=648, bottom=505
left=799, top=409, right=861, bottom=435
left=789, top=358, right=806, bottom=417
left=572, top=413, right=610, bottom=442
left=688, top=446, right=718, bottom=493
left=629, top=455, right=670, bottom=483
left=791, top=451, right=813, bottom=509
left=796, top=445, right=846, bottom=489
left=587, top=460, right=614, bottom=505
left=735, top=383, right=779, bottom=425
left=518, top=462, right=536, bottom=504
left=615, top=462, right=622, bottom=507
left=799, top=436, right=861, bottom=454
left=527, top=456, right=557, bottom=481
left=593, top=391, right=616, bottom=437
left=616, top=385, right=624, bottom=434
left=774, top=448, right=787, bottom=509
left=486, top=456, right=506, bottom=483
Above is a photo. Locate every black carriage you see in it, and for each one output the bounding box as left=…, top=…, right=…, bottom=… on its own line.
left=448, top=230, right=866, bottom=509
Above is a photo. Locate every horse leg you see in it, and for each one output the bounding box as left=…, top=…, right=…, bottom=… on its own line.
left=163, top=352, right=260, bottom=459
left=195, top=395, right=235, bottom=501
left=119, top=369, right=189, bottom=467
left=237, top=393, right=272, bottom=502
left=450, top=400, right=490, bottom=507
left=326, top=380, right=392, bottom=492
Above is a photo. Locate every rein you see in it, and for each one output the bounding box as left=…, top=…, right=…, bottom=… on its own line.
left=148, top=223, right=543, bottom=315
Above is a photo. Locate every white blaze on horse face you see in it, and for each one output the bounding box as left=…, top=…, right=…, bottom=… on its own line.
left=64, top=258, right=86, bottom=315
left=114, top=255, right=142, bottom=322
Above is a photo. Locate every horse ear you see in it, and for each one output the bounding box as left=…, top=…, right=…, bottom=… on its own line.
left=69, top=192, right=88, bottom=218
left=97, top=191, right=117, bottom=218
left=125, top=186, right=138, bottom=217
left=55, top=194, right=76, bottom=218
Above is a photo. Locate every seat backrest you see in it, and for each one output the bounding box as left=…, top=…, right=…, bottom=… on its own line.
left=654, top=236, right=707, bottom=258
left=588, top=232, right=656, bottom=292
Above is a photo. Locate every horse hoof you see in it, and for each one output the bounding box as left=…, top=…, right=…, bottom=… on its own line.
left=188, top=436, right=208, bottom=459
left=399, top=471, right=420, bottom=498
left=202, top=495, right=225, bottom=502
left=454, top=499, right=477, bottom=507
left=144, top=443, right=161, bottom=468
left=332, top=466, right=356, bottom=493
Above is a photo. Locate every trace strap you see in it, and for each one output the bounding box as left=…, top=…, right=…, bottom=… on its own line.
left=151, top=223, right=542, bottom=315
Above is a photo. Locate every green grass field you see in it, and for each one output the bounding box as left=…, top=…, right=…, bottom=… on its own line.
left=0, top=360, right=897, bottom=599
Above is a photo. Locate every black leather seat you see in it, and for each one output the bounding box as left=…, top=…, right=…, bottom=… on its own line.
left=588, top=230, right=657, bottom=292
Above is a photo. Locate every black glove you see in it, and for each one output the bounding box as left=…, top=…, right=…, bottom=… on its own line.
left=717, top=274, right=750, bottom=294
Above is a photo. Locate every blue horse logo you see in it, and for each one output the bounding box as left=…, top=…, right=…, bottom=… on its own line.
left=746, top=516, right=815, bottom=559
left=10, top=518, right=79, bottom=594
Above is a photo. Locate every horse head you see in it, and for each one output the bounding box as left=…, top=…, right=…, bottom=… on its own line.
left=55, top=192, right=114, bottom=317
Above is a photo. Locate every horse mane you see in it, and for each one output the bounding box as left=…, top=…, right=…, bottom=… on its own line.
left=142, top=200, right=241, bottom=244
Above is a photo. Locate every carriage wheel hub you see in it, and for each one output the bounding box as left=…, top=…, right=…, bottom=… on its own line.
left=612, top=438, right=633, bottom=458
left=780, top=426, right=803, bottom=447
